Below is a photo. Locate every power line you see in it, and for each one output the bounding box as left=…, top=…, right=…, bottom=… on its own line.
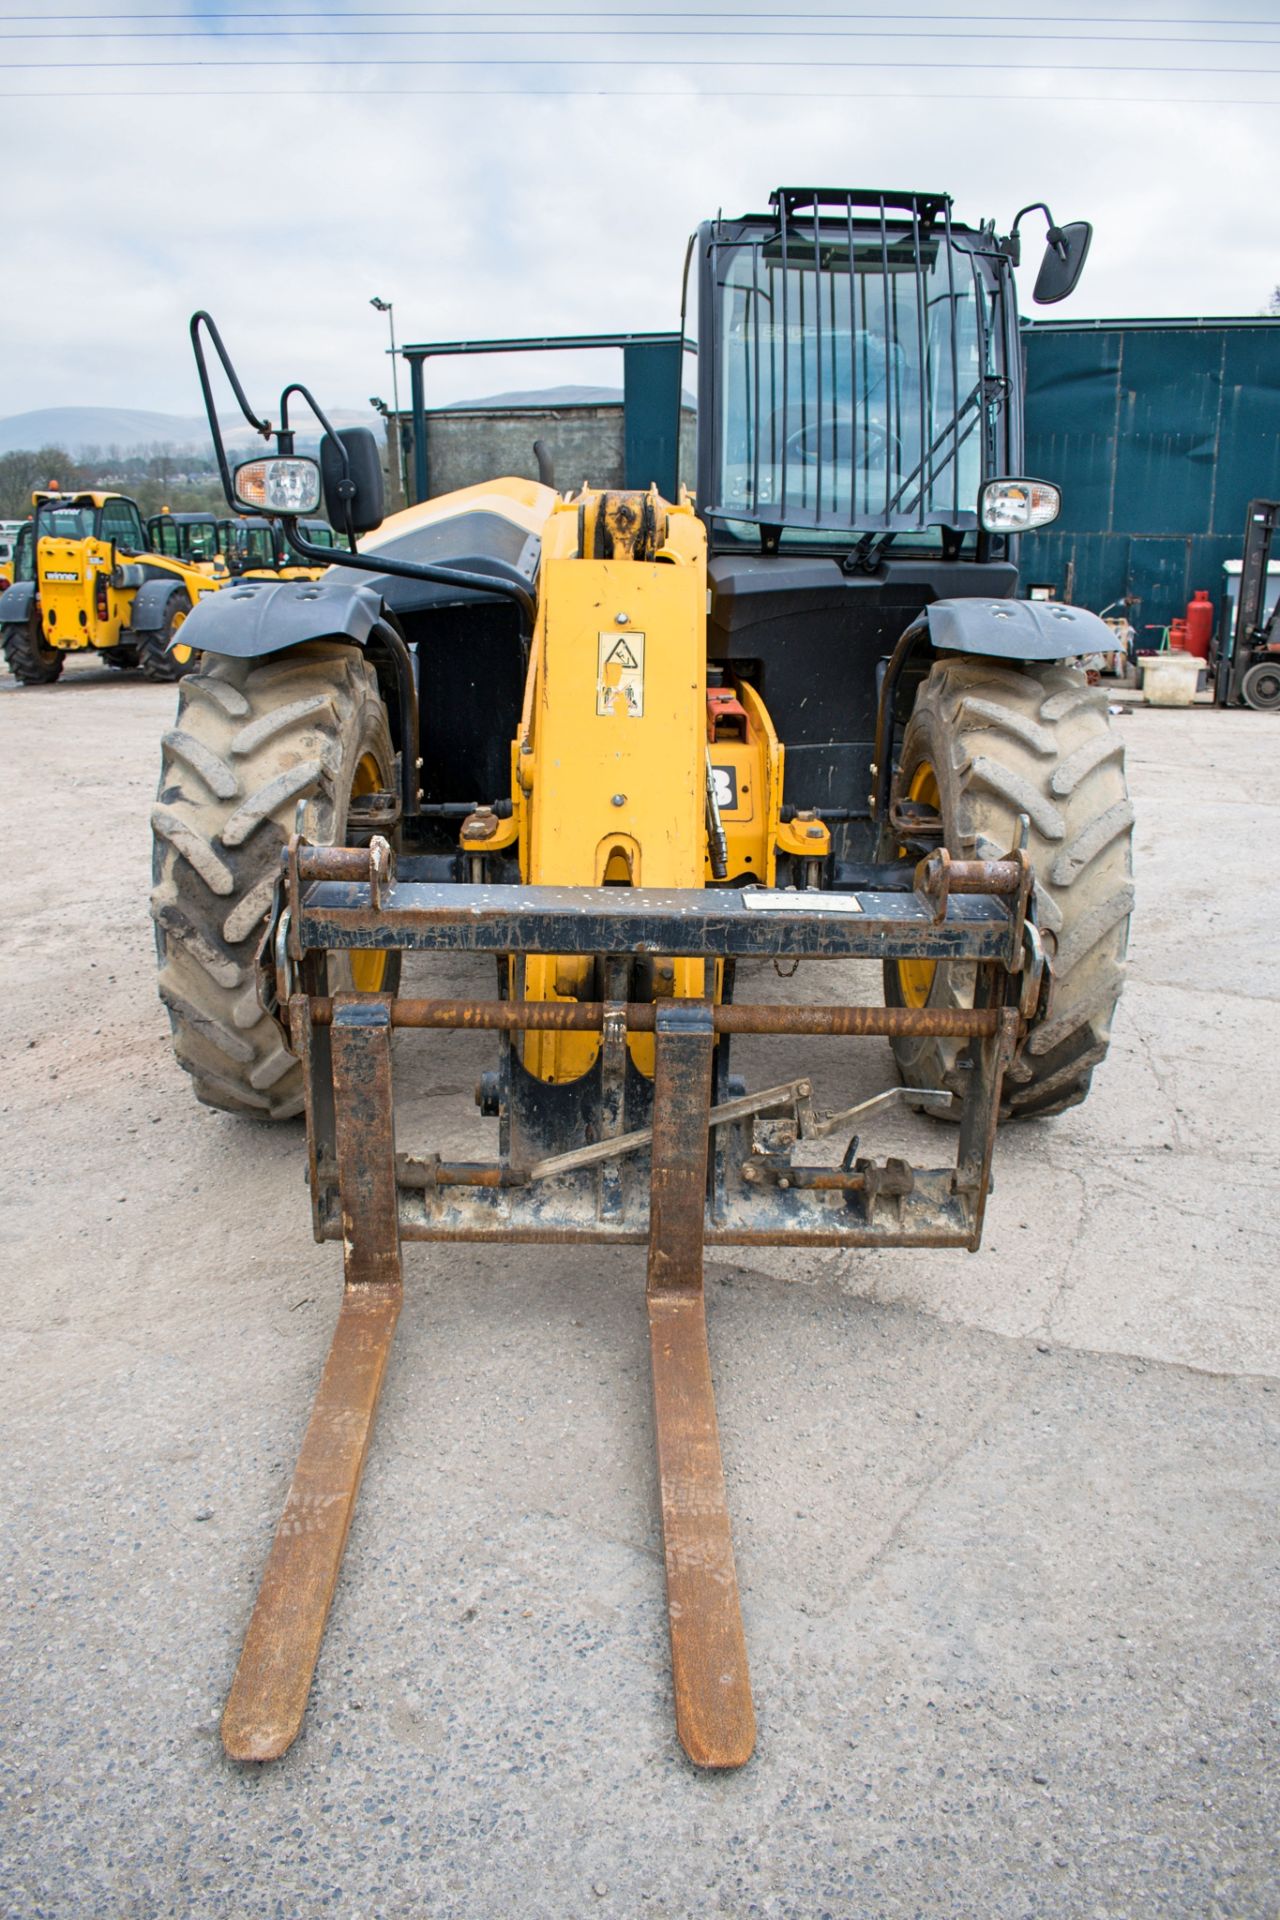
left=7, top=6, right=1272, bottom=20
left=4, top=55, right=1273, bottom=69
left=2, top=20, right=1276, bottom=37
left=1, top=86, right=1275, bottom=102
left=2, top=23, right=1276, bottom=38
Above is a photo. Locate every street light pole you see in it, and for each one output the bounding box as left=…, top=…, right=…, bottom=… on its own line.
left=370, top=296, right=408, bottom=506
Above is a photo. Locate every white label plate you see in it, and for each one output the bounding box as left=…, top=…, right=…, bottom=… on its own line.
left=741, top=890, right=863, bottom=913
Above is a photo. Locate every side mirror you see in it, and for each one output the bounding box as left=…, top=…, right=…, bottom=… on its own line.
left=1034, top=221, right=1092, bottom=305
left=320, top=427, right=384, bottom=535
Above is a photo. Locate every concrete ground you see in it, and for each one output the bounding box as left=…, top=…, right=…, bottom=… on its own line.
left=1, top=657, right=1277, bottom=1920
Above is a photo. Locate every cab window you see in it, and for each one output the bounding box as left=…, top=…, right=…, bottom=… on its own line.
left=101, top=499, right=146, bottom=554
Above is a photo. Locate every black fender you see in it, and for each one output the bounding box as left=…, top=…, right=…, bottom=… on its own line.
left=0, top=580, right=38, bottom=626
left=128, top=576, right=198, bottom=634
left=922, top=597, right=1115, bottom=660
left=172, top=576, right=384, bottom=656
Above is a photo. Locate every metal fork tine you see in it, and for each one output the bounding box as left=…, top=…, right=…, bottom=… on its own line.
left=221, top=1282, right=401, bottom=1763
left=647, top=1001, right=755, bottom=1770
left=222, top=994, right=403, bottom=1763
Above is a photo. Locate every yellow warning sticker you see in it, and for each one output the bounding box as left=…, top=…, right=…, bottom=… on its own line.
left=596, top=629, right=646, bottom=717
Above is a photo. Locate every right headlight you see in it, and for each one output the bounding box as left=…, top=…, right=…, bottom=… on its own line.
left=979, top=478, right=1061, bottom=532
left=233, top=456, right=322, bottom=516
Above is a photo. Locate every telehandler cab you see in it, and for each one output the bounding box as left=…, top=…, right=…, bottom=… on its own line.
left=147, top=508, right=341, bottom=579
left=154, top=188, right=1131, bottom=1768
left=0, top=488, right=216, bottom=683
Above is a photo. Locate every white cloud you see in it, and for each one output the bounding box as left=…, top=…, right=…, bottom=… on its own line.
left=1, top=0, right=1276, bottom=417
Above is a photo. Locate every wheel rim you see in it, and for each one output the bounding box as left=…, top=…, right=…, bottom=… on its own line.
left=169, top=607, right=193, bottom=667
left=1243, top=660, right=1280, bottom=710
left=348, top=751, right=390, bottom=992
left=896, top=761, right=939, bottom=1008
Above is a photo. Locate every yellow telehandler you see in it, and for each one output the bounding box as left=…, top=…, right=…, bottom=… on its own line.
left=0, top=488, right=218, bottom=683
left=153, top=190, right=1131, bottom=1769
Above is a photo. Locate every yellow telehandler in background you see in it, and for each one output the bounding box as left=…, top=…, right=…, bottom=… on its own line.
left=0, top=488, right=219, bottom=684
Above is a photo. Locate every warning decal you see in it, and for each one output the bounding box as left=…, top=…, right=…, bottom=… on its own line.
left=596, top=629, right=646, bottom=717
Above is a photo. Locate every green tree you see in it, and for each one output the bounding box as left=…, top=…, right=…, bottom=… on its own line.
left=0, top=447, right=81, bottom=518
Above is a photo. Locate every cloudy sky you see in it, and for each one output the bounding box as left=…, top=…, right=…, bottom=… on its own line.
left=1, top=0, right=1277, bottom=418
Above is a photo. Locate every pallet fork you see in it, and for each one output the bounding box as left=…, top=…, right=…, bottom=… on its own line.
left=220, top=829, right=1038, bottom=1767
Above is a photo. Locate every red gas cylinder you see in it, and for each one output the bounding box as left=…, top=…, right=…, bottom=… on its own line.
left=1184, top=588, right=1214, bottom=660
left=1169, top=617, right=1189, bottom=651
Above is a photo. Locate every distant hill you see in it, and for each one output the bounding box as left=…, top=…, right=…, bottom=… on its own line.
left=0, top=404, right=380, bottom=456
left=437, top=385, right=695, bottom=411
left=0, top=385, right=693, bottom=456
left=438, top=385, right=623, bottom=411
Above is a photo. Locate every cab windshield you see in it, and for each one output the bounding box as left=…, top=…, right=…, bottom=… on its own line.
left=180, top=521, right=220, bottom=562
left=711, top=214, right=994, bottom=539
left=35, top=504, right=97, bottom=541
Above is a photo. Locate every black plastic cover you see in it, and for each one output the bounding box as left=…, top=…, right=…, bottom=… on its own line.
left=0, top=581, right=37, bottom=624
left=925, top=595, right=1112, bottom=658
left=170, top=577, right=384, bottom=658
left=128, top=576, right=191, bottom=632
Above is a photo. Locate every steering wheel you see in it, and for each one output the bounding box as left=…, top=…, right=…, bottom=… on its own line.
left=780, top=411, right=901, bottom=471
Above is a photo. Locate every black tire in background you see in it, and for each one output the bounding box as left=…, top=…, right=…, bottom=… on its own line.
left=2, top=612, right=64, bottom=684
left=137, top=591, right=195, bottom=682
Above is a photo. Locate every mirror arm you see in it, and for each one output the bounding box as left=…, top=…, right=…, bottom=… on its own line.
left=190, top=311, right=273, bottom=510
left=279, top=381, right=359, bottom=544
left=1001, top=202, right=1067, bottom=267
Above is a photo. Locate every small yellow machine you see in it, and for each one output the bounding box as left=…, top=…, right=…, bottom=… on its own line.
left=0, top=489, right=218, bottom=683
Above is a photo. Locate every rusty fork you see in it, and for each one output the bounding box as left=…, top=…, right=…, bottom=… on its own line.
left=647, top=1000, right=755, bottom=1769
left=222, top=997, right=403, bottom=1764
left=222, top=993, right=757, bottom=1769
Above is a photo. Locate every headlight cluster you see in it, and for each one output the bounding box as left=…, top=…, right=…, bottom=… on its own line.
left=979, top=478, right=1061, bottom=532
left=234, top=457, right=322, bottom=516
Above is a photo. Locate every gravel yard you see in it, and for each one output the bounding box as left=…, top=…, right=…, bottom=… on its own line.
left=2, top=657, right=1277, bottom=1919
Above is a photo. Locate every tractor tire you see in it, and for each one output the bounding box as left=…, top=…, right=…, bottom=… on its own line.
left=3, top=614, right=63, bottom=685
left=151, top=642, right=400, bottom=1120
left=884, top=655, right=1133, bottom=1121
left=137, top=592, right=195, bottom=682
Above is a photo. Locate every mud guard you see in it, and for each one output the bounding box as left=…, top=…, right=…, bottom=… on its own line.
left=171, top=576, right=384, bottom=656
left=0, top=580, right=37, bottom=625
left=127, top=576, right=196, bottom=634
left=923, top=596, right=1115, bottom=661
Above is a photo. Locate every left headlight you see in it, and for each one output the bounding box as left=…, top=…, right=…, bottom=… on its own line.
left=979, top=478, right=1061, bottom=533
left=233, top=456, right=322, bottom=516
